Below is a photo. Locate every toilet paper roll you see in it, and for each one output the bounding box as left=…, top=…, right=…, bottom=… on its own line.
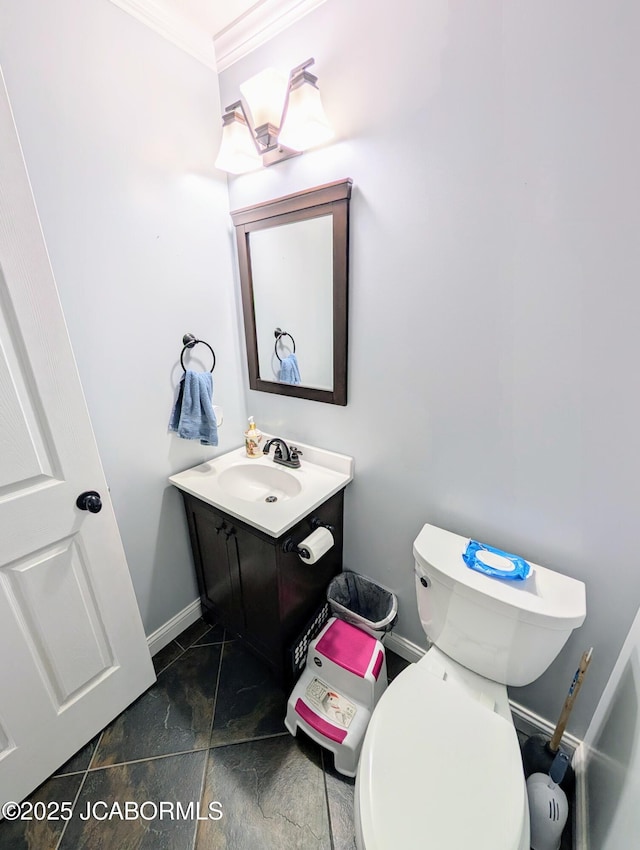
left=298, top=527, right=334, bottom=564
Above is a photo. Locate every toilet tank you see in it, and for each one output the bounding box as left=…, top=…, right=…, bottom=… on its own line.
left=413, top=524, right=586, bottom=686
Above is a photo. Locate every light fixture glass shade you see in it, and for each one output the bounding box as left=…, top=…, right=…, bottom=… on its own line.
left=214, top=114, right=262, bottom=174
left=239, top=68, right=289, bottom=130
left=278, top=79, right=334, bottom=152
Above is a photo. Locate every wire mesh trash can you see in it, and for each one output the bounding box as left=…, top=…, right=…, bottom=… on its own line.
left=327, top=571, right=398, bottom=638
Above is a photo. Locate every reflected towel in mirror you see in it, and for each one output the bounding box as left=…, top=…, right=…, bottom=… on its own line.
left=279, top=353, right=301, bottom=385
left=168, top=370, right=218, bottom=445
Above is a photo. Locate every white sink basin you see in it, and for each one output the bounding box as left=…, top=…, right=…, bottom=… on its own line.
left=218, top=463, right=302, bottom=502
left=169, top=438, right=353, bottom=537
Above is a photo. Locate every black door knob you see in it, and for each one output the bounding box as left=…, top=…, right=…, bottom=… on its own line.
left=76, top=491, right=102, bottom=513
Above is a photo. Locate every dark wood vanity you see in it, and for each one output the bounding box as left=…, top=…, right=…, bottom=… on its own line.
left=180, top=490, right=344, bottom=686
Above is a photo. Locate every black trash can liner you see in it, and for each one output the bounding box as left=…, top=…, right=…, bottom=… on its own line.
left=327, top=571, right=398, bottom=634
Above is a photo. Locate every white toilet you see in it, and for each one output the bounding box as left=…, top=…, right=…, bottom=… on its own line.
left=355, top=524, right=586, bottom=850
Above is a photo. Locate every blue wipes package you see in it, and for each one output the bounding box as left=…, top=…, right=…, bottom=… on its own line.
left=462, top=539, right=531, bottom=581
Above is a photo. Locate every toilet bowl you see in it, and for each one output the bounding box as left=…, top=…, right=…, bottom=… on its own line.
left=355, top=649, right=530, bottom=850
left=355, top=524, right=586, bottom=850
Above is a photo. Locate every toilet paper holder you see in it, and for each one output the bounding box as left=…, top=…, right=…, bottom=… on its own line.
left=282, top=518, right=335, bottom=559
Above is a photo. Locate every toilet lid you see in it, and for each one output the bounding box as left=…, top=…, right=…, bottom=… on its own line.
left=357, top=663, right=526, bottom=850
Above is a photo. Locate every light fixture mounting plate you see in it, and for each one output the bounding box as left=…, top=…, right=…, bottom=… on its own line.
left=262, top=146, right=302, bottom=167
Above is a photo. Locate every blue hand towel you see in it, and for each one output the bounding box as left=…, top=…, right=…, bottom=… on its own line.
left=279, top=353, right=301, bottom=385
left=168, top=370, right=218, bottom=446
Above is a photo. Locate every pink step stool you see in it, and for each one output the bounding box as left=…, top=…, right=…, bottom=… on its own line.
left=285, top=617, right=388, bottom=777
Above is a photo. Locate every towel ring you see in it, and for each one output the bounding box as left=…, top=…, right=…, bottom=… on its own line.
left=180, top=333, right=216, bottom=372
left=274, top=327, right=296, bottom=363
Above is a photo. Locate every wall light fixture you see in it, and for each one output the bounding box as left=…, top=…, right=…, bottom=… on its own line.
left=214, top=58, right=333, bottom=175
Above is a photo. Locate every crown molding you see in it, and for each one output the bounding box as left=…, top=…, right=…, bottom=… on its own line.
left=107, top=0, right=328, bottom=73
left=107, top=0, right=217, bottom=71
left=214, top=0, right=329, bottom=72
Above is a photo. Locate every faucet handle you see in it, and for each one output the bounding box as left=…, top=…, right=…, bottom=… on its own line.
left=289, top=447, right=303, bottom=467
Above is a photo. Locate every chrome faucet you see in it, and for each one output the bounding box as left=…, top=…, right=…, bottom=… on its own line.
left=263, top=438, right=303, bottom=469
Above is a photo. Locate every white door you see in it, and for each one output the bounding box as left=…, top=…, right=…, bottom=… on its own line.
left=0, top=70, right=155, bottom=807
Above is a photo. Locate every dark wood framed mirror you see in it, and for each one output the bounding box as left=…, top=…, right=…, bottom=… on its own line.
left=231, top=179, right=352, bottom=405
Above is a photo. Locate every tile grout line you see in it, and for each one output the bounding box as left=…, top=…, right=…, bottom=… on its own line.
left=174, top=633, right=193, bottom=652
left=320, top=748, right=337, bottom=850
left=153, top=624, right=226, bottom=677
left=86, top=728, right=106, bottom=773
left=175, top=622, right=213, bottom=652
left=210, top=731, right=290, bottom=749
left=84, top=730, right=292, bottom=774
left=85, top=746, right=214, bottom=773
left=53, top=730, right=104, bottom=850
left=53, top=772, right=87, bottom=850
left=153, top=641, right=186, bottom=676
left=85, top=729, right=105, bottom=772
left=190, top=634, right=225, bottom=850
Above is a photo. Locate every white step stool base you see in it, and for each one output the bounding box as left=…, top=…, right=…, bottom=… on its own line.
left=286, top=617, right=388, bottom=778
left=285, top=667, right=372, bottom=777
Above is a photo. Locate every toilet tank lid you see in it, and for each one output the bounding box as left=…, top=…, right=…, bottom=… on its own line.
left=414, top=524, right=586, bottom=628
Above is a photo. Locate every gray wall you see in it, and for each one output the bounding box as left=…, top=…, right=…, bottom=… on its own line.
left=220, top=0, right=640, bottom=737
left=0, top=0, right=247, bottom=634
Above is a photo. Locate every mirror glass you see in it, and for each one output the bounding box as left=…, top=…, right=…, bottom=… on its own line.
left=231, top=180, right=352, bottom=405
left=250, top=216, right=333, bottom=390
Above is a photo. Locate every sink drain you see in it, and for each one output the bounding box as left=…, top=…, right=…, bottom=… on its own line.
left=265, top=495, right=278, bottom=503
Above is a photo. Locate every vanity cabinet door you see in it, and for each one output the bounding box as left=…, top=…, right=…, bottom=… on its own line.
left=183, top=496, right=245, bottom=635
left=232, top=524, right=280, bottom=662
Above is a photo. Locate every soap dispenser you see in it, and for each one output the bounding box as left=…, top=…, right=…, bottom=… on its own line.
left=245, top=416, right=263, bottom=458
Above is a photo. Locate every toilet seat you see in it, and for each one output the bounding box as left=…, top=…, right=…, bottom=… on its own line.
left=356, top=659, right=528, bottom=850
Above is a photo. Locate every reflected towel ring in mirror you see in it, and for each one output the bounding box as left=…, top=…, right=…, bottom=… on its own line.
left=180, top=333, right=216, bottom=372
left=274, top=328, right=296, bottom=362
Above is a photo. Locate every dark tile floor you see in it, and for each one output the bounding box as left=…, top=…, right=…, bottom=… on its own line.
left=0, top=621, right=574, bottom=850
left=1, top=619, right=411, bottom=850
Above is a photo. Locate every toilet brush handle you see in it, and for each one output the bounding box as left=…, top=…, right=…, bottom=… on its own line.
left=549, top=752, right=571, bottom=786
left=549, top=648, right=593, bottom=752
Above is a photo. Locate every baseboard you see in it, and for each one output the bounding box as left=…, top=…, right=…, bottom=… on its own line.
left=508, top=700, right=582, bottom=756
left=382, top=633, right=585, bottom=755
left=382, top=631, right=426, bottom=663
left=146, top=599, right=202, bottom=656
